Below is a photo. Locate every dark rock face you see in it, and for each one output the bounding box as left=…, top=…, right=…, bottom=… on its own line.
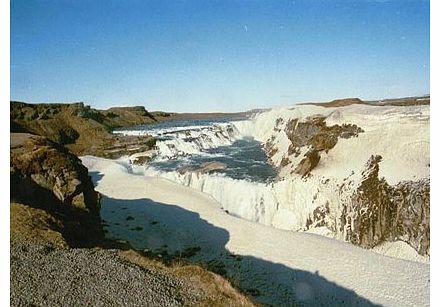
left=10, top=133, right=103, bottom=246
left=294, top=150, right=321, bottom=177
left=98, top=135, right=157, bottom=159
left=391, top=179, right=430, bottom=255
left=334, top=155, right=430, bottom=255
left=306, top=202, right=331, bottom=229
left=285, top=116, right=363, bottom=152
left=264, top=136, right=278, bottom=159
left=264, top=113, right=428, bottom=255
left=56, top=126, right=80, bottom=144
left=281, top=116, right=363, bottom=176
left=338, top=156, right=394, bottom=248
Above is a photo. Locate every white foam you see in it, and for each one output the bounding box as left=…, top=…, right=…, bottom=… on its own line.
left=144, top=167, right=278, bottom=225
left=114, top=124, right=213, bottom=136
left=117, top=123, right=241, bottom=158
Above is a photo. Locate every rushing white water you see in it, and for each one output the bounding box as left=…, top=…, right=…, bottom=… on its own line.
left=116, top=122, right=240, bottom=158
left=144, top=167, right=278, bottom=225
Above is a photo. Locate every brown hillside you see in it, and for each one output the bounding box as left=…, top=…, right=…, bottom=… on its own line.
left=10, top=101, right=169, bottom=157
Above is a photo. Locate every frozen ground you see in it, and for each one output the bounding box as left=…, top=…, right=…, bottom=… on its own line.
left=82, top=156, right=430, bottom=307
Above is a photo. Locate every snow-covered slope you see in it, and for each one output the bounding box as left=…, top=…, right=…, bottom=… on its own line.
left=82, top=156, right=430, bottom=307
left=234, top=104, right=429, bottom=184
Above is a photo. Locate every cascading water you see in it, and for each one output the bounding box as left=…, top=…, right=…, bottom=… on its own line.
left=115, top=119, right=241, bottom=157
left=114, top=117, right=298, bottom=226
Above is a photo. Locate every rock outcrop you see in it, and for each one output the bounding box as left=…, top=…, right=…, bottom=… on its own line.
left=178, top=161, right=227, bottom=175
left=391, top=179, right=430, bottom=255
left=336, top=156, right=394, bottom=249
left=257, top=102, right=430, bottom=256
left=10, top=133, right=103, bottom=246
left=280, top=116, right=363, bottom=176
left=308, top=155, right=430, bottom=255
left=343, top=156, right=429, bottom=255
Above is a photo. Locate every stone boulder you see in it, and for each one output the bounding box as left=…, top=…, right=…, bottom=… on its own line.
left=337, top=156, right=394, bottom=248
left=179, top=161, right=227, bottom=174
left=294, top=150, right=321, bottom=177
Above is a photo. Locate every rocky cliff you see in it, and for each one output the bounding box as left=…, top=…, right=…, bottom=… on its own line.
left=295, top=121, right=429, bottom=255
left=286, top=116, right=429, bottom=255
left=309, top=155, right=430, bottom=255
left=10, top=133, right=103, bottom=246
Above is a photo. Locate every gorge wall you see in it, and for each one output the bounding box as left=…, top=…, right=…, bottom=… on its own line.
left=236, top=103, right=430, bottom=255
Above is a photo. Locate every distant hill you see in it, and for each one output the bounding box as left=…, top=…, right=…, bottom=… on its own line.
left=299, top=95, right=430, bottom=108
left=366, top=95, right=430, bottom=106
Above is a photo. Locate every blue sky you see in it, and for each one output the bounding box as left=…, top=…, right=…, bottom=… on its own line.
left=11, top=0, right=429, bottom=112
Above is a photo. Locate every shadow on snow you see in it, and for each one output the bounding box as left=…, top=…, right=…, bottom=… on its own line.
left=98, top=192, right=380, bottom=307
